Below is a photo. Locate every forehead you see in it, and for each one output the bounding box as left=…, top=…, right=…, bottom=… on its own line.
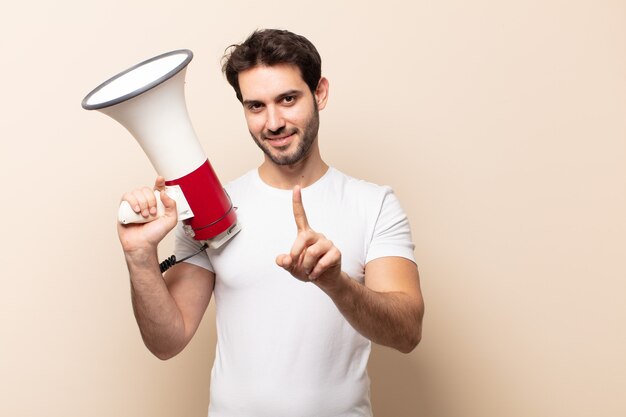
left=238, top=64, right=309, bottom=101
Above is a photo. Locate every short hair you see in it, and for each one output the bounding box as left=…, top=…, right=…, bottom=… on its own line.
left=222, top=29, right=322, bottom=102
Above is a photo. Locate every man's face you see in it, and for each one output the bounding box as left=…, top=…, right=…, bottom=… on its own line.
left=238, top=64, right=323, bottom=166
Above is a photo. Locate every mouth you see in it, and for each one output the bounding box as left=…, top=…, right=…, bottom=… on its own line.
left=264, top=132, right=296, bottom=148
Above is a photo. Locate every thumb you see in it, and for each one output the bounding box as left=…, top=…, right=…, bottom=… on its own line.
left=160, top=190, right=178, bottom=218
left=154, top=176, right=166, bottom=191
left=276, top=254, right=293, bottom=270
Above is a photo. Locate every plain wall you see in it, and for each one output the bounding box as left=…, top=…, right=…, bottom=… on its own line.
left=1, top=1, right=624, bottom=416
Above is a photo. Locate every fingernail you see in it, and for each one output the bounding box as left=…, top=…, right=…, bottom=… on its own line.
left=134, top=205, right=140, bottom=212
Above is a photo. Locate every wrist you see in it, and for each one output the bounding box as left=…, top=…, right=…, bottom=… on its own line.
left=313, top=271, right=352, bottom=297
left=124, top=246, right=159, bottom=268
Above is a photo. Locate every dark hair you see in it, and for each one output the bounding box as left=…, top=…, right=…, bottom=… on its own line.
left=222, top=29, right=322, bottom=102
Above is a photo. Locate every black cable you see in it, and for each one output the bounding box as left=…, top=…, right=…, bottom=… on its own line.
left=159, top=242, right=209, bottom=274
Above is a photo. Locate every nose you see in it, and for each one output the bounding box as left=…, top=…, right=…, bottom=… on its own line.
left=265, top=106, right=285, bottom=133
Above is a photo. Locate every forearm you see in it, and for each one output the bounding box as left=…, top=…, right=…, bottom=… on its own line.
left=125, top=249, right=186, bottom=359
left=315, top=272, right=423, bottom=353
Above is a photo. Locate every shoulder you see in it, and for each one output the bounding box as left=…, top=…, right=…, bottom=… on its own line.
left=326, top=168, right=410, bottom=230
left=326, top=167, right=393, bottom=202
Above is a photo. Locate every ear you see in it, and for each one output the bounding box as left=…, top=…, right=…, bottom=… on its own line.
left=314, top=77, right=329, bottom=111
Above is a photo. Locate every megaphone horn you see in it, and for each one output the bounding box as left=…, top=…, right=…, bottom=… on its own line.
left=82, top=49, right=241, bottom=249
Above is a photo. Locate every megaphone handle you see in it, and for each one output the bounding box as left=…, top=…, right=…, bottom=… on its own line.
left=118, top=190, right=165, bottom=224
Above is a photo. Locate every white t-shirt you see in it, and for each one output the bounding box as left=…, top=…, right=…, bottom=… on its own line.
left=175, top=167, right=415, bottom=417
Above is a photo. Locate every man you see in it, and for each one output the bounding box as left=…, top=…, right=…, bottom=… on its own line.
left=118, top=29, right=424, bottom=417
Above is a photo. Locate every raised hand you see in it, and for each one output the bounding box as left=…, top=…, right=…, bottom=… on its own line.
left=117, top=176, right=178, bottom=254
left=275, top=185, right=342, bottom=283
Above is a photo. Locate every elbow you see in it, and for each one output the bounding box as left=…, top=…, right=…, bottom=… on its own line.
left=139, top=328, right=187, bottom=360
left=399, top=301, right=424, bottom=353
left=398, top=309, right=423, bottom=353
left=398, top=329, right=421, bottom=354
left=153, top=350, right=178, bottom=361
left=145, top=340, right=184, bottom=361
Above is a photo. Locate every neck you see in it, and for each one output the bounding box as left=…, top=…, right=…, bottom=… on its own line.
left=258, top=141, right=328, bottom=189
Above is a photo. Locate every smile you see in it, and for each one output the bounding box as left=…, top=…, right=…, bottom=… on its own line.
left=265, top=132, right=295, bottom=148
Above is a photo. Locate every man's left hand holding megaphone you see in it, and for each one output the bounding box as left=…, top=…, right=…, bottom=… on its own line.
left=117, top=176, right=179, bottom=254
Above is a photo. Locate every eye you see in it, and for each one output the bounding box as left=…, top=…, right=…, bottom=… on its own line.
left=247, top=102, right=264, bottom=112
left=282, top=95, right=296, bottom=105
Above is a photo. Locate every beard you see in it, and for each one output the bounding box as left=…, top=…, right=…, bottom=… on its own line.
left=250, top=101, right=320, bottom=166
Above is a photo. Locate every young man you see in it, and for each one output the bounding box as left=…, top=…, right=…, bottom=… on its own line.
left=118, top=29, right=424, bottom=417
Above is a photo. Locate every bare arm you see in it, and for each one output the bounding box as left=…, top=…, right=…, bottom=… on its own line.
left=119, top=177, right=214, bottom=360
left=314, top=257, right=423, bottom=353
left=276, top=186, right=424, bottom=353
left=126, top=253, right=214, bottom=360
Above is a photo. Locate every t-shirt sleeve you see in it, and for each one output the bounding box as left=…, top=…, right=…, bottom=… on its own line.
left=365, top=187, right=416, bottom=264
left=174, top=222, right=214, bottom=272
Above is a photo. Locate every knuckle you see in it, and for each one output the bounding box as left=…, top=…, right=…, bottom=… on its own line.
left=290, top=246, right=303, bottom=258
left=307, top=246, right=320, bottom=258
left=145, top=189, right=156, bottom=202
left=132, top=192, right=146, bottom=205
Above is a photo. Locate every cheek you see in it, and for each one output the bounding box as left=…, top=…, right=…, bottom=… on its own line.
left=284, top=106, right=311, bottom=127
left=244, top=114, right=264, bottom=133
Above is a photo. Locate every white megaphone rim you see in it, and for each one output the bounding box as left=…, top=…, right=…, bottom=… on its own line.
left=81, top=49, right=193, bottom=110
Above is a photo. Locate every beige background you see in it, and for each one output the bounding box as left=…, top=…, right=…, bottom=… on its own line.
left=1, top=0, right=624, bottom=416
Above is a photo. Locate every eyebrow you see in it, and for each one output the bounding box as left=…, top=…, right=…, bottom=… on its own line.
left=242, top=89, right=304, bottom=106
left=242, top=98, right=262, bottom=107
left=276, top=90, right=303, bottom=101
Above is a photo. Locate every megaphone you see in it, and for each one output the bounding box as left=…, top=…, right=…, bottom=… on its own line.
left=82, top=49, right=241, bottom=249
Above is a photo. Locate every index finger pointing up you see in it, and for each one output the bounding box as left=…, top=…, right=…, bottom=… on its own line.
left=292, top=185, right=310, bottom=231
